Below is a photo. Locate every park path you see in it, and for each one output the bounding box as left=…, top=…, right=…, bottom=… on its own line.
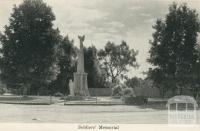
left=0, top=103, right=199, bottom=123
left=0, top=104, right=178, bottom=123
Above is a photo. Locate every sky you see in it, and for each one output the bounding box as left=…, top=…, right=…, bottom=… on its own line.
left=0, top=0, right=200, bottom=78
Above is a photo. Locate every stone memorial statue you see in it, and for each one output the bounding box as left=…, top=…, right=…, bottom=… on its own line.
left=73, top=35, right=90, bottom=96
left=69, top=79, right=74, bottom=96
left=77, top=35, right=85, bottom=73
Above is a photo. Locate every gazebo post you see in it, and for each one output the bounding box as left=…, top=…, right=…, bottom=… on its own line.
left=186, top=103, right=188, bottom=111
left=168, top=103, right=170, bottom=124
left=175, top=102, right=178, bottom=123
left=194, top=104, right=197, bottom=124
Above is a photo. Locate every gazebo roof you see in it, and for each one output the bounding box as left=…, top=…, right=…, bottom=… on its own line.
left=167, top=95, right=198, bottom=107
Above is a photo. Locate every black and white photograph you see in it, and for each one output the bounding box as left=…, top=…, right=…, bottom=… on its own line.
left=0, top=0, right=200, bottom=130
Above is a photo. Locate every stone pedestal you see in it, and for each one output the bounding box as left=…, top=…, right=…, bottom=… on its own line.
left=69, top=80, right=74, bottom=96
left=74, top=73, right=90, bottom=96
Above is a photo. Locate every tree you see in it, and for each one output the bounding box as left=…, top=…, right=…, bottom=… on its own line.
left=125, top=77, right=153, bottom=89
left=192, top=44, right=200, bottom=98
left=0, top=0, right=61, bottom=95
left=84, top=46, right=98, bottom=88
left=125, top=77, right=142, bottom=88
left=84, top=46, right=109, bottom=88
left=49, top=36, right=76, bottom=95
left=148, top=3, right=200, bottom=97
left=98, top=41, right=138, bottom=83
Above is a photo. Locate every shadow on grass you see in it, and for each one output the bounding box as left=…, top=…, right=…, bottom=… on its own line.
left=129, top=101, right=200, bottom=110
left=0, top=96, right=34, bottom=101
left=138, top=102, right=168, bottom=110
left=0, top=95, right=59, bottom=105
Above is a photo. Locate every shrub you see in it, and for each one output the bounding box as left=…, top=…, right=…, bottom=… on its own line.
left=112, top=85, right=123, bottom=96
left=22, top=95, right=29, bottom=99
left=124, top=96, right=147, bottom=105
left=54, top=92, right=64, bottom=97
left=38, top=86, right=49, bottom=96
left=0, top=88, right=5, bottom=95
left=122, top=88, right=135, bottom=97
left=9, top=88, right=22, bottom=95
left=63, top=96, right=85, bottom=101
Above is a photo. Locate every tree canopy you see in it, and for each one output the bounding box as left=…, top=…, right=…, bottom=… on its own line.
left=148, top=3, right=200, bottom=97
left=49, top=36, right=75, bottom=95
left=98, top=41, right=138, bottom=83
left=84, top=46, right=109, bottom=88
left=0, top=0, right=61, bottom=95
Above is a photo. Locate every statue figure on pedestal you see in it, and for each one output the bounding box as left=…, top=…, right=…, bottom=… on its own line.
left=77, top=35, right=85, bottom=73
left=73, top=35, right=90, bottom=96
left=69, top=79, right=74, bottom=96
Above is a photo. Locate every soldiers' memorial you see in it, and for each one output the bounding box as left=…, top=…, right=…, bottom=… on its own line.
left=73, top=35, right=90, bottom=97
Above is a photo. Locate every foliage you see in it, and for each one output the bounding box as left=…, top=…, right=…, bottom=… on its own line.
left=0, top=0, right=61, bottom=95
left=192, top=44, right=200, bottom=98
left=49, top=36, right=75, bottom=95
left=112, top=85, right=123, bottom=96
left=112, top=83, right=129, bottom=97
left=0, top=88, right=5, bottom=95
left=122, top=88, right=135, bottom=97
left=125, top=77, right=142, bottom=88
left=38, top=86, right=49, bottom=96
left=63, top=96, right=85, bottom=101
left=54, top=92, right=64, bottom=97
left=148, top=3, right=200, bottom=97
left=98, top=41, right=138, bottom=83
left=84, top=46, right=108, bottom=88
left=125, top=77, right=153, bottom=89
left=124, top=96, right=147, bottom=105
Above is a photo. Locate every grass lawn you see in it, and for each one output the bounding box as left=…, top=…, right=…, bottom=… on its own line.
left=0, top=103, right=199, bottom=123
left=0, top=96, right=199, bottom=123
